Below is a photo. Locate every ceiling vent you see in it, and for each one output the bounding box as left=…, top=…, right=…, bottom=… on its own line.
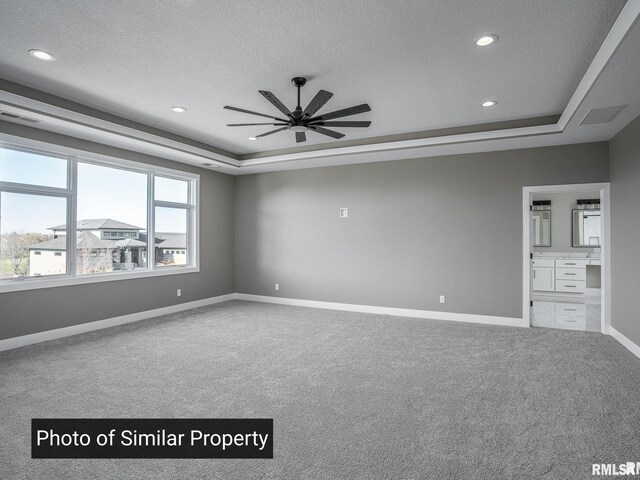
left=580, top=105, right=626, bottom=125
left=0, top=111, right=41, bottom=123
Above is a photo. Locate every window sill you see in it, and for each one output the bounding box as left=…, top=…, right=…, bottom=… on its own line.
left=0, top=266, right=200, bottom=294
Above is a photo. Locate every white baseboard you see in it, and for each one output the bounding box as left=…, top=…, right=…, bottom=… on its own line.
left=235, top=293, right=525, bottom=328
left=610, top=327, right=640, bottom=360
left=0, top=293, right=236, bottom=352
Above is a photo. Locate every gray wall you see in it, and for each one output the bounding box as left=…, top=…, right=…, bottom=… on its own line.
left=0, top=123, right=235, bottom=340
left=610, top=115, right=640, bottom=346
left=532, top=191, right=600, bottom=253
left=235, top=143, right=609, bottom=319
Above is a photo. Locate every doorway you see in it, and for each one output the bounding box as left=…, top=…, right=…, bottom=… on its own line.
left=522, top=183, right=610, bottom=333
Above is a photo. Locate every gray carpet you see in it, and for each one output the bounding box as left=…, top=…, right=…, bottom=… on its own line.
left=1, top=300, right=639, bottom=479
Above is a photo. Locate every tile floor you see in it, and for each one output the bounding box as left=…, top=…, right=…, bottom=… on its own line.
left=532, top=292, right=601, bottom=332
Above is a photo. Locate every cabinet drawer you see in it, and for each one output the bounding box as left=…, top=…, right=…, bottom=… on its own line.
left=556, top=259, right=589, bottom=268
left=554, top=303, right=586, bottom=316
left=556, top=280, right=586, bottom=293
left=532, top=258, right=555, bottom=268
left=556, top=268, right=586, bottom=281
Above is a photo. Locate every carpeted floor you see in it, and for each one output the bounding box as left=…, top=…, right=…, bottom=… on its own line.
left=1, top=300, right=639, bottom=479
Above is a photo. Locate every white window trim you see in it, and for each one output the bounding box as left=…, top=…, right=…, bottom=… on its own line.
left=0, top=139, right=200, bottom=294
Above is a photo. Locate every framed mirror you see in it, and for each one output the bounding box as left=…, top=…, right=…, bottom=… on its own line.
left=572, top=209, right=601, bottom=247
left=532, top=210, right=551, bottom=247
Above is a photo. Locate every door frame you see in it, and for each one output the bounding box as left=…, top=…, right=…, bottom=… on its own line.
left=522, top=183, right=611, bottom=333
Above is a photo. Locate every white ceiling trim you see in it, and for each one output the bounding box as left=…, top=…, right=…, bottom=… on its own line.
left=558, top=0, right=640, bottom=130
left=0, top=92, right=240, bottom=168
left=240, top=123, right=562, bottom=166
left=0, top=1, right=638, bottom=175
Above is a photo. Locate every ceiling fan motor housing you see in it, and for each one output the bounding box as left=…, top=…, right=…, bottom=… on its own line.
left=291, top=77, right=307, bottom=88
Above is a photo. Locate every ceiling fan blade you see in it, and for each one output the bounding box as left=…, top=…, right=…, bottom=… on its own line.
left=224, top=105, right=288, bottom=122
left=256, top=127, right=289, bottom=138
left=309, top=103, right=371, bottom=122
left=259, top=90, right=292, bottom=117
left=309, top=121, right=371, bottom=127
left=295, top=131, right=306, bottom=143
left=227, top=123, right=289, bottom=126
left=309, top=126, right=345, bottom=139
left=302, top=90, right=333, bottom=118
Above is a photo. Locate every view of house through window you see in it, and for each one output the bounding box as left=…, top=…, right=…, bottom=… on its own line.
left=76, top=162, right=148, bottom=275
left=0, top=192, right=68, bottom=278
left=0, top=145, right=198, bottom=287
left=155, top=206, right=188, bottom=267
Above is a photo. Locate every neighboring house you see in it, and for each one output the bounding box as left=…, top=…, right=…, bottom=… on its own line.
left=27, top=219, right=186, bottom=276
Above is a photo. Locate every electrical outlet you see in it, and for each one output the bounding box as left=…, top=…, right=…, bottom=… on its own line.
left=177, top=289, right=182, bottom=297
left=275, top=283, right=279, bottom=291
left=339, top=208, right=348, bottom=218
left=439, top=295, right=446, bottom=304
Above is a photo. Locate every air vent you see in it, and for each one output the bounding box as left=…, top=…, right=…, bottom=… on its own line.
left=0, top=111, right=41, bottom=123
left=580, top=105, right=626, bottom=125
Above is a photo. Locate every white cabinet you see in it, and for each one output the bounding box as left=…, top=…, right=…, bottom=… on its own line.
left=555, top=261, right=586, bottom=293
left=532, top=258, right=555, bottom=292
left=556, top=279, right=586, bottom=293
left=556, top=267, right=586, bottom=281
left=532, top=256, right=599, bottom=293
left=556, top=259, right=589, bottom=268
left=533, top=266, right=555, bottom=291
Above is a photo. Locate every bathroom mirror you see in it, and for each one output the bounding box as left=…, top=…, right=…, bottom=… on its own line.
left=532, top=210, right=551, bottom=247
left=572, top=210, right=601, bottom=247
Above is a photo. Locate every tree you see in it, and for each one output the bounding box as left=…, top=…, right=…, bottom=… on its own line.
left=0, top=232, right=47, bottom=276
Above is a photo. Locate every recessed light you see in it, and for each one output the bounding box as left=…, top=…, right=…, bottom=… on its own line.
left=249, top=137, right=258, bottom=141
left=171, top=106, right=187, bottom=113
left=482, top=100, right=497, bottom=107
left=475, top=35, right=497, bottom=47
left=29, top=49, right=56, bottom=61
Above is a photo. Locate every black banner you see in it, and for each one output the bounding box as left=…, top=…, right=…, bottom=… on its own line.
left=31, top=418, right=273, bottom=458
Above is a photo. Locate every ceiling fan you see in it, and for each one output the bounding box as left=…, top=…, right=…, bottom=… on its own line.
left=224, top=77, right=371, bottom=143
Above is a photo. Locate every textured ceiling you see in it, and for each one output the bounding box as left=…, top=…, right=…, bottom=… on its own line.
left=0, top=0, right=626, bottom=155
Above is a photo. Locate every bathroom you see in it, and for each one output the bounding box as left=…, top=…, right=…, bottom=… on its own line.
left=530, top=190, right=602, bottom=332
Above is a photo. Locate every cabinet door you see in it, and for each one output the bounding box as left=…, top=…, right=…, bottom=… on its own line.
left=533, top=267, right=555, bottom=291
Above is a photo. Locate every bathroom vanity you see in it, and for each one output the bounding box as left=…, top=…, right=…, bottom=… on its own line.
left=532, top=253, right=601, bottom=293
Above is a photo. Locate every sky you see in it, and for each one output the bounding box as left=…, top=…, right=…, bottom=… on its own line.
left=1, top=149, right=188, bottom=235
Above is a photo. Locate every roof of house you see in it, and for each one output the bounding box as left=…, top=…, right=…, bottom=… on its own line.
left=155, top=233, right=187, bottom=249
left=27, top=236, right=67, bottom=251
left=50, top=219, right=144, bottom=231
left=138, top=233, right=186, bottom=249
left=29, top=232, right=186, bottom=250
left=28, top=232, right=116, bottom=250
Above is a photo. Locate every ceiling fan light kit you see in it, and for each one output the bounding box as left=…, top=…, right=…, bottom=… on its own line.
left=224, top=77, right=371, bottom=143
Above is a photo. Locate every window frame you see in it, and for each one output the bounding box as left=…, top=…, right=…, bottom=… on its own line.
left=0, top=139, right=199, bottom=294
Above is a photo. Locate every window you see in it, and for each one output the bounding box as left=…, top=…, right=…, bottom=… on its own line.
left=77, top=162, right=147, bottom=275
left=153, top=176, right=193, bottom=268
left=155, top=176, right=188, bottom=204
left=1, top=173, right=69, bottom=280
left=0, top=143, right=198, bottom=292
left=0, top=148, right=67, bottom=188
